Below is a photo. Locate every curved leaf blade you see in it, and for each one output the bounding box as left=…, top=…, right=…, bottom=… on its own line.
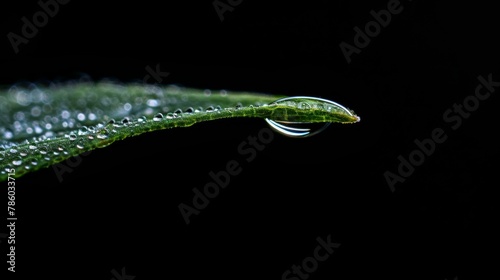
left=0, top=81, right=360, bottom=181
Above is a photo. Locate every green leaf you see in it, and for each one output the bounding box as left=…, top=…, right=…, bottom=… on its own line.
left=0, top=81, right=360, bottom=181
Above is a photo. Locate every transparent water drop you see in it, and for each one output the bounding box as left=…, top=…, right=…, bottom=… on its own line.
left=39, top=146, right=48, bottom=155
left=76, top=139, right=85, bottom=149
left=61, top=110, right=70, bottom=119
left=97, top=129, right=109, bottom=140
left=19, top=148, right=29, bottom=157
left=144, top=108, right=154, bottom=115
left=15, top=111, right=25, bottom=121
left=78, top=126, right=89, bottom=135
left=123, top=103, right=132, bottom=111
left=298, top=102, right=311, bottom=110
left=69, top=133, right=77, bottom=141
left=121, top=117, right=130, bottom=125
left=174, top=108, right=182, bottom=114
left=205, top=106, right=214, bottom=112
left=185, top=107, right=194, bottom=113
left=3, top=130, right=14, bottom=140
left=34, top=125, right=43, bottom=134
left=264, top=96, right=356, bottom=138
left=12, top=157, right=23, bottom=166
left=147, top=99, right=160, bottom=107
left=76, top=113, right=86, bottom=121
left=153, top=113, right=164, bottom=121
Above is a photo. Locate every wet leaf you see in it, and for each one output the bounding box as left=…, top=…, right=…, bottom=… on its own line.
left=0, top=81, right=360, bottom=181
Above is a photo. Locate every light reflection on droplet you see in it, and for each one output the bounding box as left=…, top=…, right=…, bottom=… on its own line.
left=147, top=99, right=160, bottom=107
left=12, top=157, right=23, bottom=166
left=31, top=106, right=42, bottom=117
left=153, top=113, right=163, bottom=121
left=77, top=113, right=86, bottom=121
left=61, top=110, right=70, bottom=119
left=3, top=130, right=14, bottom=139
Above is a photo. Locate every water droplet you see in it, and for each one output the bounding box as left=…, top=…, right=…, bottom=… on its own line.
left=166, top=113, right=175, bottom=119
left=185, top=107, right=194, bottom=113
left=19, top=148, right=29, bottom=157
left=298, top=102, right=311, bottom=110
left=263, top=96, right=356, bottom=138
left=174, top=108, right=182, bottom=114
left=15, top=111, right=25, bottom=121
left=34, top=126, right=43, bottom=134
left=39, top=146, right=48, bottom=155
left=97, top=129, right=109, bottom=140
left=147, top=99, right=160, bottom=107
left=153, top=113, right=163, bottom=121
left=3, top=130, right=13, bottom=140
left=144, top=108, right=154, bottom=115
left=266, top=119, right=331, bottom=138
left=205, top=106, right=214, bottom=112
left=122, top=117, right=130, bottom=125
left=78, top=126, right=89, bottom=135
left=123, top=103, right=132, bottom=111
left=235, top=103, right=243, bottom=109
left=12, top=157, right=23, bottom=166
left=69, top=133, right=77, bottom=140
left=61, top=110, right=70, bottom=119
left=76, top=139, right=85, bottom=149
left=77, top=113, right=86, bottom=121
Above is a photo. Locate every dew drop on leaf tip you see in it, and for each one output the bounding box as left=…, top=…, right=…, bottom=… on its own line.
left=264, top=96, right=359, bottom=138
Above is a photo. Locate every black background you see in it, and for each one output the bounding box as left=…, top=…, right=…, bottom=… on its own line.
left=1, top=0, right=498, bottom=279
